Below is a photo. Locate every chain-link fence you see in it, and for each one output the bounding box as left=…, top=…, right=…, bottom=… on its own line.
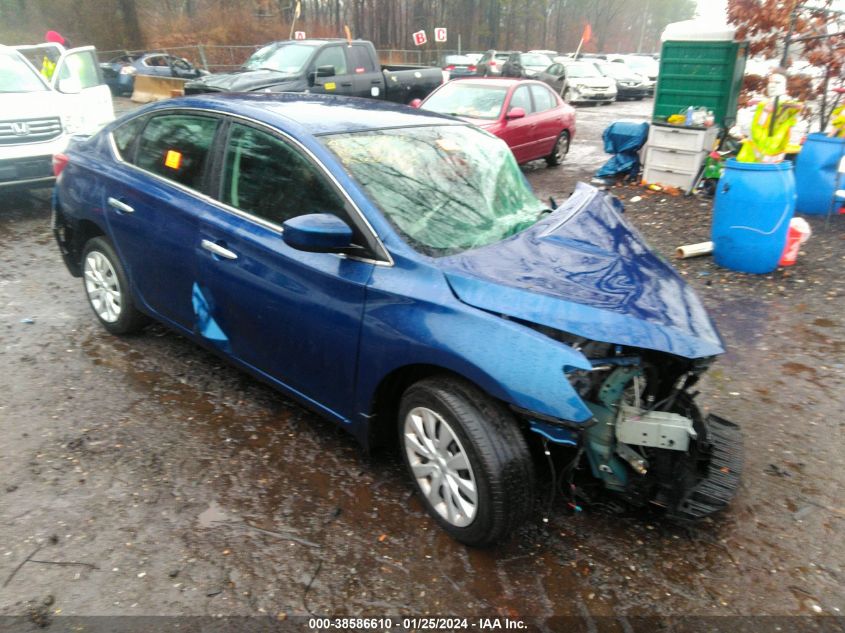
left=97, top=44, right=262, bottom=72
left=97, top=44, right=473, bottom=71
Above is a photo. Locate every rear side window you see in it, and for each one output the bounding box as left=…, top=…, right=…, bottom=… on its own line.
left=135, top=114, right=218, bottom=190
left=348, top=46, right=375, bottom=73
left=221, top=123, right=347, bottom=227
left=530, top=84, right=556, bottom=112
left=111, top=116, right=146, bottom=161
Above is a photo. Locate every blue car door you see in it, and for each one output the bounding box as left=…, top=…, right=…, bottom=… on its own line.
left=195, top=121, right=375, bottom=419
left=102, top=111, right=221, bottom=331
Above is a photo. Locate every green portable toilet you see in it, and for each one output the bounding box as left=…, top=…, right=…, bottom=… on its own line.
left=653, top=20, right=748, bottom=129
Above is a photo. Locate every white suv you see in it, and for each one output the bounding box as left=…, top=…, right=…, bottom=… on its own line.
left=1, top=43, right=114, bottom=191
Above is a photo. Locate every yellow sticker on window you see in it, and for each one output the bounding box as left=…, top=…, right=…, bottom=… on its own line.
left=164, top=150, right=182, bottom=170
left=324, top=82, right=336, bottom=91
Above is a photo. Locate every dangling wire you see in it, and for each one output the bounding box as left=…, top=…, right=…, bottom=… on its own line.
left=559, top=440, right=585, bottom=513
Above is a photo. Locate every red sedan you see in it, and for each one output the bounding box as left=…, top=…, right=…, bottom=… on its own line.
left=416, top=78, right=575, bottom=166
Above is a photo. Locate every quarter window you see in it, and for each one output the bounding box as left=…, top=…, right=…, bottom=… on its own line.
left=221, top=123, right=347, bottom=227
left=111, top=115, right=146, bottom=161
left=135, top=114, right=218, bottom=190
left=313, top=46, right=347, bottom=75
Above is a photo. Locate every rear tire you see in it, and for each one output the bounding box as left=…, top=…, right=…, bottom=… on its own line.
left=398, top=376, right=535, bottom=547
left=81, top=237, right=148, bottom=335
left=546, top=130, right=570, bottom=167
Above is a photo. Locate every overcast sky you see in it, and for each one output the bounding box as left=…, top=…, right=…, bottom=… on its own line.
left=696, top=0, right=729, bottom=22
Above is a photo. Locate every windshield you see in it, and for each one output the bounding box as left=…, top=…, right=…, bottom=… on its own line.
left=564, top=62, right=601, bottom=78
left=0, top=51, right=48, bottom=93
left=597, top=63, right=628, bottom=78
left=243, top=43, right=314, bottom=73
left=625, top=57, right=657, bottom=75
left=421, top=83, right=507, bottom=120
left=323, top=125, right=546, bottom=256
left=521, top=53, right=551, bottom=68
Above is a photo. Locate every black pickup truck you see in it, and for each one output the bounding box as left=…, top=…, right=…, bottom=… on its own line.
left=185, top=39, right=444, bottom=104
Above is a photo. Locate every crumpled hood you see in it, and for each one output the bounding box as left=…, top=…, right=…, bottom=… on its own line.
left=184, top=69, right=304, bottom=92
left=440, top=183, right=724, bottom=359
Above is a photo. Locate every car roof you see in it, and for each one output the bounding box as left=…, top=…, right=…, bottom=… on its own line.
left=144, top=92, right=462, bottom=136
left=444, top=77, right=528, bottom=88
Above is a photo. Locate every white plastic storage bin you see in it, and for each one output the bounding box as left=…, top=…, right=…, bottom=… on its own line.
left=646, top=146, right=707, bottom=173
left=642, top=165, right=699, bottom=192
left=648, top=125, right=719, bottom=153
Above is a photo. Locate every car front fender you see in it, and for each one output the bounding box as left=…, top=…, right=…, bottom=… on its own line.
left=355, top=263, right=594, bottom=433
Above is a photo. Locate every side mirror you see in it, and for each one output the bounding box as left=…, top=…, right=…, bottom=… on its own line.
left=316, top=65, right=336, bottom=78
left=409, top=98, right=422, bottom=108
left=57, top=77, right=82, bottom=94
left=282, top=213, right=353, bottom=253
left=506, top=107, right=526, bottom=120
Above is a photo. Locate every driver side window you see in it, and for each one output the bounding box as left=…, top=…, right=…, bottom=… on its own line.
left=509, top=86, right=533, bottom=113
left=220, top=123, right=348, bottom=228
left=312, top=46, right=347, bottom=75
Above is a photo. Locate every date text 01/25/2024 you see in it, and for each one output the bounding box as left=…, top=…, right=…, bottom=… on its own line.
left=307, top=617, right=528, bottom=630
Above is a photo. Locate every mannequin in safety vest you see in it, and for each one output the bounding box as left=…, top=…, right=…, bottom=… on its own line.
left=736, top=70, right=803, bottom=163
left=41, top=30, right=68, bottom=80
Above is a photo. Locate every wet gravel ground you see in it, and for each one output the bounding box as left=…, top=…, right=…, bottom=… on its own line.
left=1, top=98, right=844, bottom=629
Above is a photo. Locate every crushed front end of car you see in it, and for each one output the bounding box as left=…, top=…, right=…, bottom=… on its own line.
left=441, top=183, right=742, bottom=520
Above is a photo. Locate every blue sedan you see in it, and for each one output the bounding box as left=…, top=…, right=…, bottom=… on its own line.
left=53, top=94, right=741, bottom=545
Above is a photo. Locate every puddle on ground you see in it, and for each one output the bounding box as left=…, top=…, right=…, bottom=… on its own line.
left=197, top=500, right=228, bottom=528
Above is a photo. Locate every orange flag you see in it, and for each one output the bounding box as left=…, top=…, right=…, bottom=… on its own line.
left=582, top=24, right=592, bottom=43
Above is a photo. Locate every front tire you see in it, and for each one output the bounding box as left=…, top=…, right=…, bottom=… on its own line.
left=398, top=376, right=535, bottom=547
left=81, top=237, right=148, bottom=335
left=546, top=130, right=570, bottom=167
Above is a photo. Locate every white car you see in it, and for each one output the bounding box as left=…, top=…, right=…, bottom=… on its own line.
left=538, top=60, right=617, bottom=104
left=1, top=43, right=114, bottom=191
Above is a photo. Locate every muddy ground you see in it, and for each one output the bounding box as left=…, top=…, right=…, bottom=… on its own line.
left=1, top=98, right=844, bottom=631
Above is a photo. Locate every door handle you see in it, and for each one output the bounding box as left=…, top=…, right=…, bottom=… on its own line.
left=371, top=80, right=381, bottom=84
left=107, top=197, right=134, bottom=214
left=201, top=239, right=238, bottom=260
left=340, top=82, right=352, bottom=87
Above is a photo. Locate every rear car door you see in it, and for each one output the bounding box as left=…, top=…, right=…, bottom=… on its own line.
left=542, top=63, right=565, bottom=94
left=196, top=120, right=375, bottom=417
left=142, top=55, right=171, bottom=77
left=310, top=45, right=356, bottom=97
left=102, top=112, right=221, bottom=330
left=52, top=46, right=114, bottom=133
left=499, top=85, right=536, bottom=163
left=528, top=83, right=563, bottom=158
left=348, top=44, right=384, bottom=98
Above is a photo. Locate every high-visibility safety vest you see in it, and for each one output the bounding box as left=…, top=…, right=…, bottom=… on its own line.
left=737, top=99, right=802, bottom=163
left=831, top=105, right=845, bottom=139
left=41, top=56, right=56, bottom=80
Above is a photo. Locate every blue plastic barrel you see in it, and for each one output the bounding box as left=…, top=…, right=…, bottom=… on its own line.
left=794, top=133, right=845, bottom=215
left=711, top=159, right=795, bottom=274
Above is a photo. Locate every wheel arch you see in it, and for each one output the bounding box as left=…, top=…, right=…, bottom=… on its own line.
left=365, top=363, right=511, bottom=454
left=53, top=199, right=107, bottom=277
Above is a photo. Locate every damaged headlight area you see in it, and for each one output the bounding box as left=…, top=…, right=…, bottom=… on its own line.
left=526, top=325, right=741, bottom=521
